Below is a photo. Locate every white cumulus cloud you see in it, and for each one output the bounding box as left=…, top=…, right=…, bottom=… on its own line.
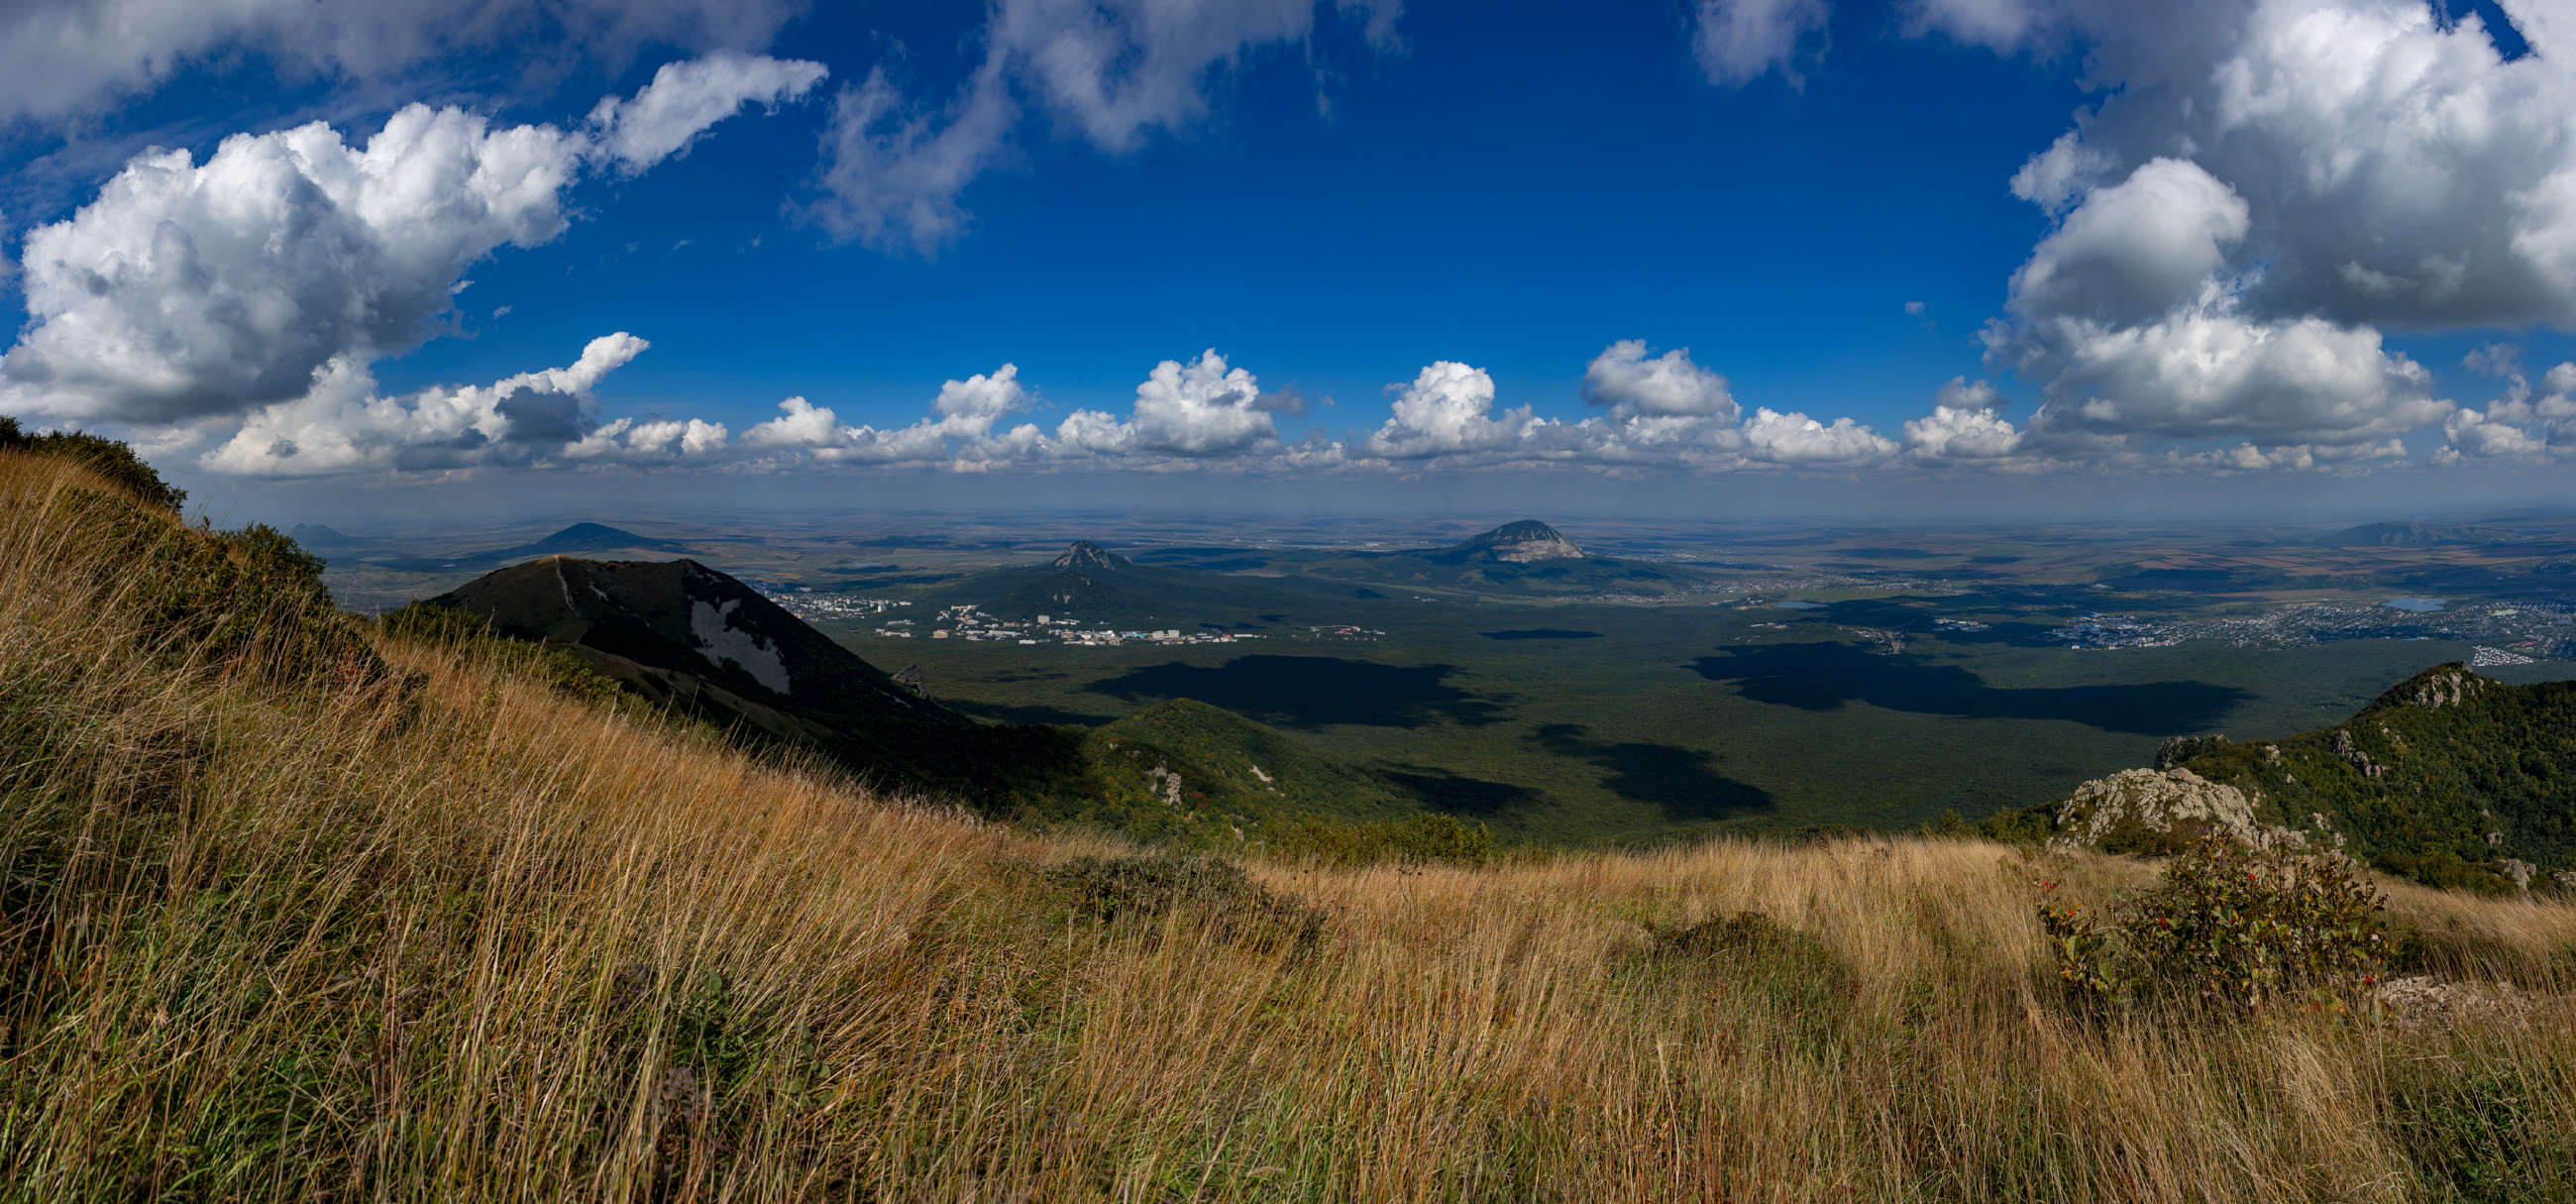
left=742, top=365, right=1043, bottom=465
left=588, top=52, right=828, bottom=173
left=0, top=57, right=819, bottom=435
left=1741, top=407, right=1896, bottom=465
left=1902, top=378, right=2024, bottom=460
left=1581, top=339, right=1738, bottom=420
left=199, top=333, right=712, bottom=476
left=1359, top=361, right=1535, bottom=460
left=0, top=0, right=798, bottom=125
left=1693, top=0, right=1830, bottom=86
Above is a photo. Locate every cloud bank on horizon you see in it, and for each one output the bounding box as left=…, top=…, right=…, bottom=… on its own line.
left=0, top=0, right=2570, bottom=489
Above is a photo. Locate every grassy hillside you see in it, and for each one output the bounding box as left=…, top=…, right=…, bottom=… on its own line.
left=1097, top=697, right=1408, bottom=821
left=4, top=448, right=2575, bottom=1200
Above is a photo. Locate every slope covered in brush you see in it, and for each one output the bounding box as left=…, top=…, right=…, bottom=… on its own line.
left=1094, top=698, right=1407, bottom=821
left=2093, top=664, right=2576, bottom=891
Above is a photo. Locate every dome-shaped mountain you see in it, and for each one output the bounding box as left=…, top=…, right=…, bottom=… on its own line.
left=478, top=522, right=689, bottom=562
left=1445, top=520, right=1585, bottom=563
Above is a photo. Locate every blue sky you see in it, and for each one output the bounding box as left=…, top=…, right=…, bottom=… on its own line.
left=0, top=0, right=2571, bottom=523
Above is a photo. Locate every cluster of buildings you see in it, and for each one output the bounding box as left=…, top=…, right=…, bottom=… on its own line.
left=2166, top=599, right=2576, bottom=658
left=763, top=588, right=913, bottom=624
left=2034, top=600, right=2573, bottom=662
left=924, top=604, right=1254, bottom=647
left=2047, top=613, right=2184, bottom=650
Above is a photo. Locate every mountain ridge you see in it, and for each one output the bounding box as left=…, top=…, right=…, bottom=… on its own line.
left=2047, top=663, right=2576, bottom=891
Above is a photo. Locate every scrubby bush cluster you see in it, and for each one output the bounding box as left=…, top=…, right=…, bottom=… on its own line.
left=1043, top=851, right=1326, bottom=952
left=1267, top=809, right=1494, bottom=868
left=2041, top=839, right=2387, bottom=1012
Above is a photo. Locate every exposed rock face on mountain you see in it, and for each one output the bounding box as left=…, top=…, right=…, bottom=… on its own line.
left=2387, top=663, right=2488, bottom=710
left=2043, top=664, right=2576, bottom=891
left=2049, top=767, right=2303, bottom=854
left=988, top=540, right=1148, bottom=618
left=1443, top=520, right=1586, bottom=564
left=1054, top=540, right=1133, bottom=572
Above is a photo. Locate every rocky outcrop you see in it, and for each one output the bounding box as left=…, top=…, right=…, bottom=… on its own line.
left=2155, top=733, right=2229, bottom=770
left=1053, top=541, right=1133, bottom=572
left=2379, top=663, right=2487, bottom=711
left=2049, top=767, right=2308, bottom=853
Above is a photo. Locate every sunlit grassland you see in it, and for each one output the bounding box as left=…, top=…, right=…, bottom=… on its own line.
left=5, top=452, right=2573, bottom=1201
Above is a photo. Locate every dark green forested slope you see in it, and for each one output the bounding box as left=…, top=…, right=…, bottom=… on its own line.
left=2178, top=664, right=2576, bottom=889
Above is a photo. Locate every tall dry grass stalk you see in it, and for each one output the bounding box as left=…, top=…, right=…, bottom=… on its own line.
left=1, top=451, right=2570, bottom=1201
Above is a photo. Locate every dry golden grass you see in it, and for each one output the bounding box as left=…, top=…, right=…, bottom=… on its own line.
left=2, top=451, right=2572, bottom=1202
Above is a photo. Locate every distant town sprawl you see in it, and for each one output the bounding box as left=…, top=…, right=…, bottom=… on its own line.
left=755, top=590, right=1383, bottom=646
left=2046, top=600, right=2571, bottom=661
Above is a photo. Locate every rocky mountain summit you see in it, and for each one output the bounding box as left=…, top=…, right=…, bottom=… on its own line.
left=1053, top=540, right=1133, bottom=572
left=1442, top=519, right=1585, bottom=564
left=2049, top=767, right=2298, bottom=854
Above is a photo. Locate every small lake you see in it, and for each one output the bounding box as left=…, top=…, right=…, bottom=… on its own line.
left=1771, top=600, right=1827, bottom=610
left=2384, top=598, right=2447, bottom=612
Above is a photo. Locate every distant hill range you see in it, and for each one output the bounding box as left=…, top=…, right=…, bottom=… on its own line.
left=967, top=539, right=1385, bottom=626
left=420, top=554, right=1422, bottom=841
left=1316, top=519, right=1698, bottom=597
left=287, top=523, right=394, bottom=557
left=2308, top=521, right=2519, bottom=548
left=960, top=521, right=1701, bottom=621
left=479, top=522, right=690, bottom=561
left=2045, top=664, right=2576, bottom=893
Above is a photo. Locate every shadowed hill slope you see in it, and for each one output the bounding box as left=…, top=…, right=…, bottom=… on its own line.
left=431, top=555, right=1001, bottom=795
left=422, top=555, right=1429, bottom=844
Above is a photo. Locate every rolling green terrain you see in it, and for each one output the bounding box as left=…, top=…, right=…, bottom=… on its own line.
left=860, top=597, right=2527, bottom=846
left=323, top=510, right=2576, bottom=851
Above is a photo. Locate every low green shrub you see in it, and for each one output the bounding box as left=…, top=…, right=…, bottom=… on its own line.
left=1267, top=811, right=1493, bottom=868
left=2385, top=1063, right=2574, bottom=1204
left=2370, top=850, right=2516, bottom=896
left=2154, top=733, right=2230, bottom=770
left=1045, top=852, right=1326, bottom=952
left=1922, top=803, right=2054, bottom=846
left=2039, top=839, right=2386, bottom=1012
